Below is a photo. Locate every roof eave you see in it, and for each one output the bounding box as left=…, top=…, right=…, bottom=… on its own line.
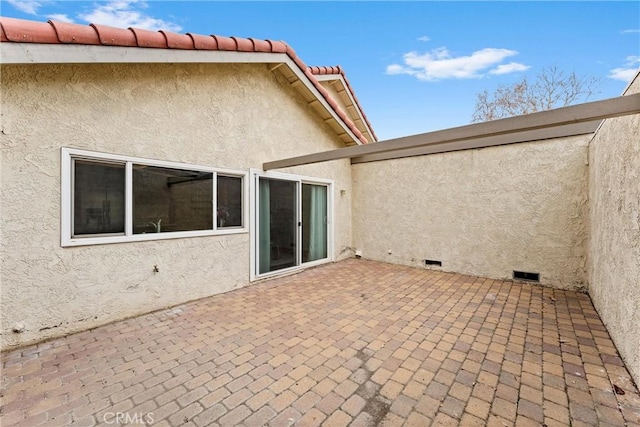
left=314, top=74, right=376, bottom=143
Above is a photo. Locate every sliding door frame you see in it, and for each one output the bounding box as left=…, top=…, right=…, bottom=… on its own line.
left=249, top=169, right=334, bottom=281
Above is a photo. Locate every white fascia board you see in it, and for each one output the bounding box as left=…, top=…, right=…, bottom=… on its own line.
left=1, top=43, right=362, bottom=146
left=313, top=74, right=340, bottom=82
left=1, top=42, right=286, bottom=64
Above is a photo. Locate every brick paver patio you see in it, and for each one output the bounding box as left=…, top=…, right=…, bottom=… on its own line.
left=2, top=259, right=639, bottom=426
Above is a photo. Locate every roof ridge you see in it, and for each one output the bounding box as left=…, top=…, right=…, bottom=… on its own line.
left=0, top=16, right=375, bottom=143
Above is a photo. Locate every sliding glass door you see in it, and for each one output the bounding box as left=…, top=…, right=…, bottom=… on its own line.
left=258, top=178, right=297, bottom=274
left=256, top=174, right=330, bottom=276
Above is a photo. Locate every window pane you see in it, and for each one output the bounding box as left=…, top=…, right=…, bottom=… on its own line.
left=302, top=184, right=328, bottom=263
left=73, top=160, right=125, bottom=235
left=217, top=176, right=243, bottom=228
left=258, top=178, right=297, bottom=274
left=133, top=165, right=213, bottom=234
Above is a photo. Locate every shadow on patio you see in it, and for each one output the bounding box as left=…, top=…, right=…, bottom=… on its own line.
left=2, top=259, right=639, bottom=426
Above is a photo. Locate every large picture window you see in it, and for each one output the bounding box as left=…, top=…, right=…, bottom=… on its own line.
left=132, top=166, right=214, bottom=234
left=62, top=148, right=246, bottom=246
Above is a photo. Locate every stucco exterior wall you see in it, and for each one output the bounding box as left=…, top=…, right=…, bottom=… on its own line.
left=352, top=136, right=590, bottom=289
left=587, top=75, right=640, bottom=385
left=0, top=62, right=353, bottom=350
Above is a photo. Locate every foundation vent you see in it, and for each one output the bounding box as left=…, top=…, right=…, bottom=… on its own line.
left=513, top=270, right=540, bottom=282
left=423, top=259, right=442, bottom=267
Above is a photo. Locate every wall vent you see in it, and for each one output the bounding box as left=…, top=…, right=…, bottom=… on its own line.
left=513, top=270, right=540, bottom=282
left=423, top=259, right=442, bottom=267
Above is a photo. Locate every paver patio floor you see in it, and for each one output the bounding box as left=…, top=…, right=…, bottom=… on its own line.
left=2, top=259, right=639, bottom=426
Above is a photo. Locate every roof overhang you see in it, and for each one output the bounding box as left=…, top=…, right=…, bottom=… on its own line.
left=1, top=42, right=366, bottom=146
left=314, top=73, right=376, bottom=143
left=263, top=93, right=640, bottom=169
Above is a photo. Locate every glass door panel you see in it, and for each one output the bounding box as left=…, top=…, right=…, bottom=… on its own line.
left=302, top=184, right=328, bottom=263
left=258, top=178, right=297, bottom=274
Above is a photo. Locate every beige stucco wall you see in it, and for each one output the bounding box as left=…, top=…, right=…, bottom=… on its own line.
left=0, top=62, right=353, bottom=350
left=352, top=136, right=591, bottom=289
left=587, top=74, right=640, bottom=385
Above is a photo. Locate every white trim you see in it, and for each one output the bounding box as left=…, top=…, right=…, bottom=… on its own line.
left=125, top=162, right=133, bottom=236
left=60, top=149, right=72, bottom=247
left=313, top=75, right=340, bottom=82
left=249, top=169, right=334, bottom=281
left=249, top=169, right=258, bottom=282
left=1, top=43, right=287, bottom=65
left=61, top=147, right=248, bottom=247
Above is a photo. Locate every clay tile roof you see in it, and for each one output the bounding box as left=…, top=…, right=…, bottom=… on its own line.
left=91, top=23, right=137, bottom=46
left=268, top=40, right=288, bottom=54
left=249, top=38, right=271, bottom=53
left=49, top=20, right=99, bottom=45
left=0, top=17, right=374, bottom=144
left=160, top=30, right=194, bottom=50
left=231, top=36, right=254, bottom=52
left=130, top=27, right=167, bottom=48
left=187, top=32, right=217, bottom=50
left=309, top=65, right=343, bottom=75
left=211, top=34, right=236, bottom=51
left=1, top=17, right=58, bottom=43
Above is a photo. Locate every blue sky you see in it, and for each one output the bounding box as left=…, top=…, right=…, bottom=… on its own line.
left=2, top=1, right=639, bottom=140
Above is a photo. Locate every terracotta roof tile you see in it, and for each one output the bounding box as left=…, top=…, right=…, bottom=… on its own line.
left=269, top=40, right=288, bottom=54
left=309, top=65, right=343, bottom=75
left=211, top=34, right=236, bottom=51
left=232, top=36, right=254, bottom=52
left=0, top=17, right=374, bottom=144
left=91, top=23, right=137, bottom=46
left=249, top=38, right=271, bottom=53
left=0, top=17, right=58, bottom=43
left=160, top=30, right=194, bottom=50
left=285, top=44, right=308, bottom=74
left=49, top=20, right=100, bottom=44
left=130, top=27, right=167, bottom=48
left=187, top=32, right=217, bottom=50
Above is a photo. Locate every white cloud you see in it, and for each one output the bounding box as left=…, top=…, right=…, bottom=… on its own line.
left=620, top=29, right=640, bottom=34
left=6, top=0, right=44, bottom=15
left=387, top=47, right=526, bottom=81
left=608, top=56, right=640, bottom=82
left=47, top=13, right=74, bottom=23
left=417, top=36, right=430, bottom=42
left=78, top=0, right=181, bottom=31
left=490, top=62, right=531, bottom=75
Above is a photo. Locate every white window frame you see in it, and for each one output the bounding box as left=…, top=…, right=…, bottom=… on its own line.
left=61, top=148, right=248, bottom=247
left=249, top=168, right=334, bottom=281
